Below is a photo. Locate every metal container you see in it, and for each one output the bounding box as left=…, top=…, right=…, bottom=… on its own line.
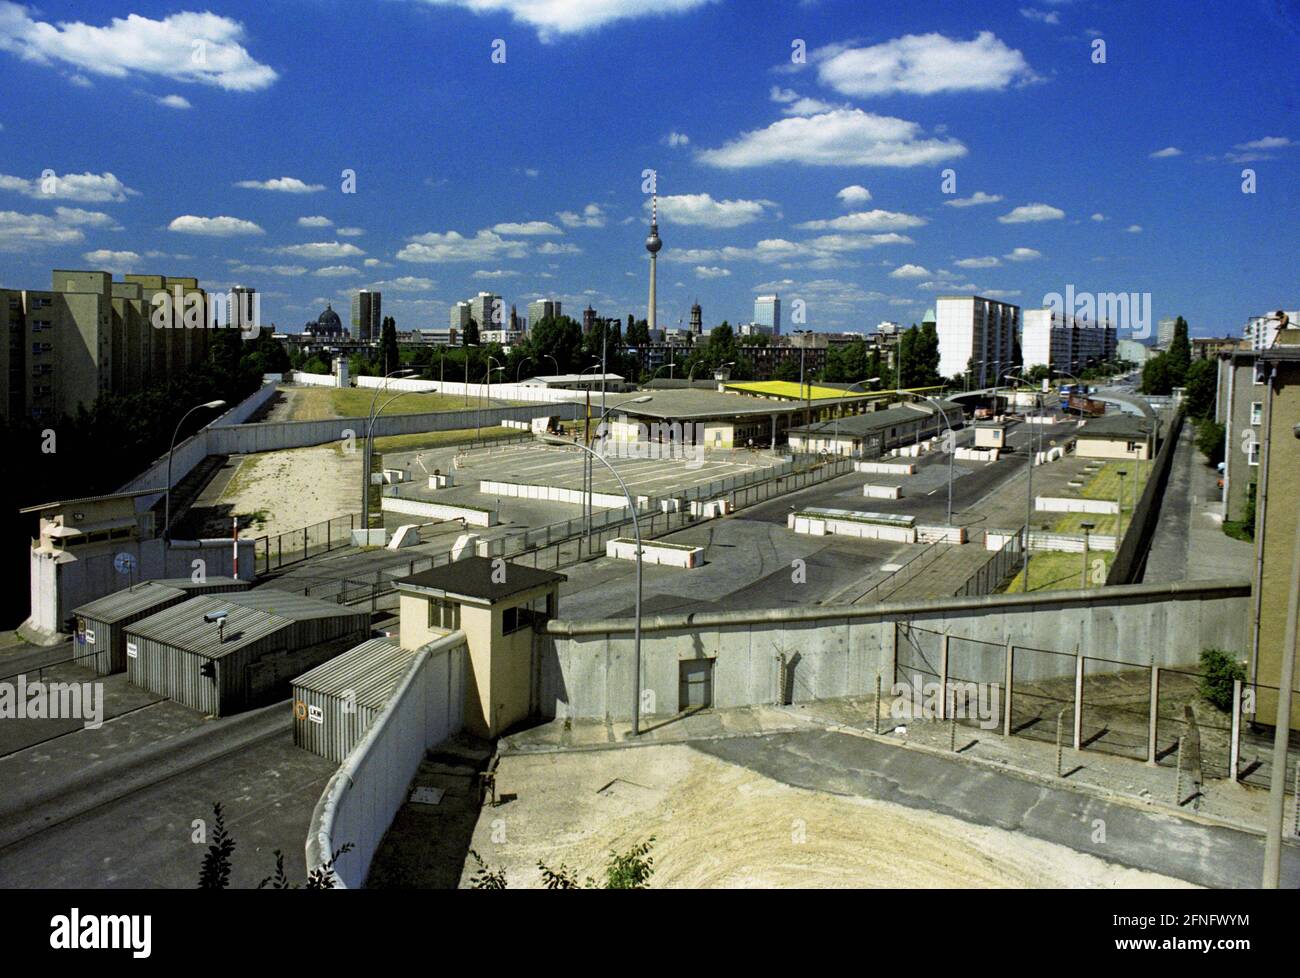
left=71, top=576, right=250, bottom=675
left=125, top=589, right=370, bottom=716
left=291, top=638, right=414, bottom=761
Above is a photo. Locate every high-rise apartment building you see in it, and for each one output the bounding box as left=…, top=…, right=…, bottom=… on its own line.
left=351, top=289, right=381, bottom=342
left=449, top=301, right=472, bottom=331
left=755, top=294, right=781, bottom=336
left=468, top=292, right=503, bottom=331
left=1022, top=308, right=1117, bottom=376
left=529, top=299, right=561, bottom=326
left=935, top=295, right=1021, bottom=388
left=1, top=269, right=212, bottom=422
left=1157, top=316, right=1177, bottom=349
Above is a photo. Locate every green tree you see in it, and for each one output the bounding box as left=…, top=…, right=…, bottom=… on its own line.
left=1140, top=353, right=1174, bottom=395
left=1183, top=358, right=1217, bottom=419
left=1167, top=316, right=1191, bottom=387
left=380, top=315, right=400, bottom=375
left=1195, top=418, right=1225, bottom=467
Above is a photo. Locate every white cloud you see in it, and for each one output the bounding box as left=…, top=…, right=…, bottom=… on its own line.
left=410, top=0, right=716, bottom=41
left=0, top=170, right=137, bottom=202
left=954, top=256, right=1000, bottom=268
left=154, top=93, right=192, bottom=109
left=769, top=86, right=838, bottom=116
left=943, top=191, right=1002, bottom=208
left=1234, top=136, right=1292, bottom=150
left=1091, top=212, right=1106, bottom=222
left=697, top=108, right=965, bottom=168
left=813, top=32, right=1035, bottom=98
left=662, top=131, right=690, bottom=147
left=556, top=203, right=606, bottom=228
left=889, top=263, right=930, bottom=279
left=795, top=208, right=926, bottom=232
left=0, top=209, right=90, bottom=250
left=1126, top=224, right=1143, bottom=233
left=363, top=258, right=382, bottom=267
left=663, top=232, right=911, bottom=270
left=536, top=242, right=582, bottom=255
left=229, top=263, right=308, bottom=276
left=82, top=249, right=140, bottom=271
left=313, top=265, right=358, bottom=277
left=694, top=266, right=730, bottom=279
left=473, top=269, right=519, bottom=279
left=235, top=176, right=325, bottom=193
left=54, top=206, right=117, bottom=228
left=397, top=229, right=527, bottom=263
left=1148, top=146, right=1182, bottom=158
left=1019, top=8, right=1060, bottom=24
left=492, top=220, right=563, bottom=235
left=1004, top=247, right=1042, bottom=261
left=0, top=5, right=278, bottom=91
left=653, top=193, right=774, bottom=228
left=335, top=227, right=365, bottom=237
left=836, top=185, right=872, bottom=205
left=298, top=216, right=333, bottom=227
left=998, top=203, right=1064, bottom=224
left=168, top=214, right=264, bottom=236
left=982, top=289, right=1022, bottom=299
left=916, top=280, right=978, bottom=292
left=278, top=241, right=365, bottom=259
left=370, top=276, right=434, bottom=292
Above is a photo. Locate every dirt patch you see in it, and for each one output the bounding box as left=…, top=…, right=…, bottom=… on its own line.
left=191, top=444, right=359, bottom=538
left=462, top=745, right=1194, bottom=888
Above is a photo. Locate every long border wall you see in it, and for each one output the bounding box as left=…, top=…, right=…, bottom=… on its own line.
left=1108, top=409, right=1184, bottom=584
left=537, top=579, right=1250, bottom=722
left=306, top=632, right=467, bottom=889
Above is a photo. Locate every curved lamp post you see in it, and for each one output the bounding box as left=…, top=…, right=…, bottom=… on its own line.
left=583, top=396, right=652, bottom=555
left=539, top=431, right=646, bottom=736
left=361, top=369, right=414, bottom=532
left=164, top=399, right=227, bottom=543
left=515, top=356, right=534, bottom=384
left=1002, top=368, right=1040, bottom=590
left=913, top=393, right=956, bottom=526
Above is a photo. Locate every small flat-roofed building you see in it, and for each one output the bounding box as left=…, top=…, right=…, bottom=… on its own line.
left=1074, top=414, right=1154, bottom=460
left=520, top=373, right=627, bottom=392
left=292, top=638, right=417, bottom=762
left=395, top=557, right=565, bottom=737
left=125, top=590, right=371, bottom=716
left=71, top=576, right=250, bottom=675
left=786, top=401, right=963, bottom=457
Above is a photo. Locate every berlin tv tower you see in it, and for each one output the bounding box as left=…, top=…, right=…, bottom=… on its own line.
left=646, top=191, right=662, bottom=332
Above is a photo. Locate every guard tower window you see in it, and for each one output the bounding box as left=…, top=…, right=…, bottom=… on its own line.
left=427, top=597, right=460, bottom=631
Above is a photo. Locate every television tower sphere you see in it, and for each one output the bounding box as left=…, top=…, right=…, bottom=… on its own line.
left=645, top=228, right=662, bottom=254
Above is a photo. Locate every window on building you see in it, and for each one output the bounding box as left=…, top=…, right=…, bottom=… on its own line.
left=1248, top=440, right=1260, bottom=467
left=427, top=597, right=460, bottom=631
left=502, top=594, right=552, bottom=635
left=1250, top=402, right=1262, bottom=426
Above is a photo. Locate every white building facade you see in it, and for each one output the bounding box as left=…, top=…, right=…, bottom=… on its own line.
left=1022, top=307, right=1118, bottom=375
left=935, top=295, right=1021, bottom=388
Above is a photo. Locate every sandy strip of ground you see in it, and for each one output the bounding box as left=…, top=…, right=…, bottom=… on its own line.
left=463, top=745, right=1196, bottom=888
left=208, top=445, right=359, bottom=538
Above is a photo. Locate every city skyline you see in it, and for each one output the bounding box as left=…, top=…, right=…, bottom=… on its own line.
left=0, top=1, right=1295, bottom=337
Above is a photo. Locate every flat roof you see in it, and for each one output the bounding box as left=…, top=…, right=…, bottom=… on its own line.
left=724, top=380, right=872, bottom=401
left=789, top=401, right=962, bottom=437
left=396, top=556, right=565, bottom=603
left=523, top=373, right=624, bottom=385
left=20, top=487, right=165, bottom=514
left=74, top=583, right=186, bottom=623
left=1077, top=414, right=1152, bottom=439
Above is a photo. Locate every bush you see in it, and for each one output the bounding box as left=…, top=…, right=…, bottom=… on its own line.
left=1199, top=648, right=1246, bottom=712
left=1195, top=418, right=1225, bottom=467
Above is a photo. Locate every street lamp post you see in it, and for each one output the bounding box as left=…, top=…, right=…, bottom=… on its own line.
left=164, top=400, right=227, bottom=543
left=1117, top=469, right=1128, bottom=539
left=540, top=432, right=646, bottom=735
left=1004, top=369, right=1041, bottom=591
left=913, top=393, right=956, bottom=526
left=480, top=357, right=503, bottom=440
left=584, top=396, right=652, bottom=556
left=362, top=369, right=414, bottom=533
left=1080, top=520, right=1095, bottom=589
left=516, top=356, right=534, bottom=384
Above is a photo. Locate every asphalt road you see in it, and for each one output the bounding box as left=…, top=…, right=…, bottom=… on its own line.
left=698, top=729, right=1300, bottom=889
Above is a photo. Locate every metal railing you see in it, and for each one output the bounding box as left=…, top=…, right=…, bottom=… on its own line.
left=253, top=514, right=358, bottom=576
left=953, top=533, right=1024, bottom=598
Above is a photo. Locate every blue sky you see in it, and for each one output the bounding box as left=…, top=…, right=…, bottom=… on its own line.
left=0, top=0, right=1296, bottom=338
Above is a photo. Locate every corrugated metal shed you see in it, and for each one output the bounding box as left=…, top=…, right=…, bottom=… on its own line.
left=291, top=638, right=415, bottom=761
left=71, top=576, right=251, bottom=675
left=125, top=588, right=371, bottom=717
